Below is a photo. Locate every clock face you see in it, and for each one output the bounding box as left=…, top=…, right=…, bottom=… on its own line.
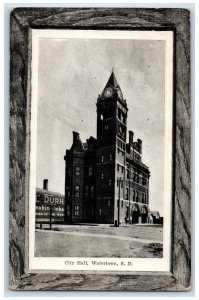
left=104, top=87, right=113, bottom=98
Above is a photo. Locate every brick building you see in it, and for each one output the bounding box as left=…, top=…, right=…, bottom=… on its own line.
left=64, top=71, right=150, bottom=225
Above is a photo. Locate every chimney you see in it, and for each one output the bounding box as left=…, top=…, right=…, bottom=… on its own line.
left=73, top=131, right=80, bottom=142
left=137, top=139, right=142, bottom=154
left=129, top=131, right=134, bottom=146
left=43, top=179, right=48, bottom=190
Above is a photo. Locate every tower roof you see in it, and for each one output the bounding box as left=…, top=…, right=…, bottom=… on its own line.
left=104, top=70, right=119, bottom=89
left=98, top=70, right=127, bottom=107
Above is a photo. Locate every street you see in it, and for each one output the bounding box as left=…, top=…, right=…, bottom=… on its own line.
left=35, top=224, right=163, bottom=258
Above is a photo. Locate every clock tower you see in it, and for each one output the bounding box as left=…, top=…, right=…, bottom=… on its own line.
left=96, top=71, right=128, bottom=224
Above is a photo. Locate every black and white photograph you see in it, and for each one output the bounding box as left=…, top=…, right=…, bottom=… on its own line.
left=29, top=29, right=173, bottom=272
left=9, top=7, right=191, bottom=291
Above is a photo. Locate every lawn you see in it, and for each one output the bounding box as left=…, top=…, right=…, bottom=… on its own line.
left=35, top=224, right=163, bottom=258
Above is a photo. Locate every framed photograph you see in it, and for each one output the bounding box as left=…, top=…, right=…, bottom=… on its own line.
left=9, top=8, right=191, bottom=291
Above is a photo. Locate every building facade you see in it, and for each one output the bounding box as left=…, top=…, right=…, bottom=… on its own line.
left=36, top=180, right=65, bottom=225
left=64, top=71, right=150, bottom=225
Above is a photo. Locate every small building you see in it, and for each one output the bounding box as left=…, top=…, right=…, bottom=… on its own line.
left=35, top=179, right=65, bottom=225
left=64, top=71, right=151, bottom=225
left=148, top=211, right=163, bottom=224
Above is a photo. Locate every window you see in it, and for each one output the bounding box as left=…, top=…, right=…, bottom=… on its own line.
left=74, top=205, right=80, bottom=216
left=91, top=186, right=94, bottom=198
left=89, top=166, right=93, bottom=176
left=109, top=154, right=112, bottom=161
left=126, top=188, right=129, bottom=200
left=99, top=209, right=102, bottom=215
left=74, top=185, right=80, bottom=198
left=105, top=125, right=109, bottom=130
left=145, top=194, right=147, bottom=204
left=85, top=186, right=89, bottom=197
left=66, top=205, right=70, bottom=216
left=101, top=155, right=104, bottom=163
left=75, top=166, right=80, bottom=176
left=121, top=201, right=123, bottom=208
left=66, top=187, right=71, bottom=197
left=133, top=190, right=135, bottom=202
left=101, top=173, right=104, bottom=180
left=118, top=108, right=121, bottom=120
left=108, top=179, right=112, bottom=186
left=142, top=193, right=144, bottom=203
left=133, top=170, right=136, bottom=182
left=137, top=172, right=139, bottom=183
left=107, top=200, right=111, bottom=207
left=127, top=169, right=130, bottom=179
left=117, top=164, right=120, bottom=172
left=100, top=114, right=104, bottom=120
left=121, top=167, right=124, bottom=173
left=136, top=192, right=139, bottom=202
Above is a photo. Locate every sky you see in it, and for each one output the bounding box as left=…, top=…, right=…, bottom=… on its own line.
left=36, top=35, right=165, bottom=215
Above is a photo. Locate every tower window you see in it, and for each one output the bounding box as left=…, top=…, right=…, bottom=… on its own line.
left=100, top=114, right=104, bottom=120
left=101, top=173, right=104, bottom=180
left=66, top=187, right=71, bottom=198
left=74, top=185, right=80, bottom=198
left=75, top=166, right=80, bottom=176
left=99, top=209, right=102, bottom=215
left=109, top=154, right=112, bottom=161
left=74, top=205, right=80, bottom=216
left=89, top=166, right=93, bottom=176
left=91, top=186, right=94, bottom=198
left=108, top=179, right=112, bottom=186
left=85, top=186, right=89, bottom=197
left=107, top=200, right=111, bottom=207
left=101, top=155, right=104, bottom=162
left=66, top=205, right=70, bottom=216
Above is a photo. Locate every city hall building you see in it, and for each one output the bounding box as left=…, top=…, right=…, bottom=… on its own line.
left=64, top=71, right=150, bottom=225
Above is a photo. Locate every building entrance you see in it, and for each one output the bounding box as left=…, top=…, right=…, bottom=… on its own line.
left=131, top=204, right=140, bottom=224
left=140, top=206, right=148, bottom=224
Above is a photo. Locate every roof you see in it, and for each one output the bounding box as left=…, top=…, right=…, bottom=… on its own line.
left=150, top=211, right=160, bottom=217
left=126, top=152, right=150, bottom=173
left=104, top=70, right=119, bottom=88
left=36, top=188, right=64, bottom=197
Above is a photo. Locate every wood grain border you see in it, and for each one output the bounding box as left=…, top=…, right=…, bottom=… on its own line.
left=9, top=7, right=191, bottom=291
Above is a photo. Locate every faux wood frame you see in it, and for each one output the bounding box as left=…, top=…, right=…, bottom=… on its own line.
left=9, top=7, right=191, bottom=291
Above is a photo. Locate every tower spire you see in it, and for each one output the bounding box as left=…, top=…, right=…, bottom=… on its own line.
left=98, top=70, right=126, bottom=105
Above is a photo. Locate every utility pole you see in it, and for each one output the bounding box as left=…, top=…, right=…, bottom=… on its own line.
left=49, top=206, right=52, bottom=230
left=128, top=179, right=131, bottom=222
left=117, top=177, right=121, bottom=227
